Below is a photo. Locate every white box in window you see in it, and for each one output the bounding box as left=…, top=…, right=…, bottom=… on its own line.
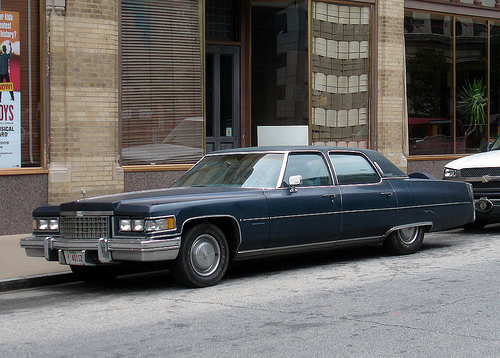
left=338, top=76, right=348, bottom=94
left=338, top=110, right=348, bottom=127
left=360, top=41, right=369, bottom=59
left=339, top=6, right=350, bottom=24
left=314, top=37, right=327, bottom=57
left=361, top=8, right=370, bottom=25
left=360, top=74, right=369, bottom=92
left=349, top=76, right=359, bottom=94
left=338, top=41, right=349, bottom=59
left=350, top=7, right=361, bottom=25
left=315, top=2, right=328, bottom=21
left=327, top=110, right=337, bottom=127
left=314, top=107, right=326, bottom=126
left=327, top=40, right=337, bottom=59
left=327, top=75, right=337, bottom=93
left=328, top=4, right=338, bottom=23
left=349, top=41, right=360, bottom=60
left=348, top=109, right=359, bottom=126
left=314, top=72, right=327, bottom=92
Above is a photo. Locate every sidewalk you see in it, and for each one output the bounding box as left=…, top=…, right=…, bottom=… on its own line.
left=0, top=234, right=74, bottom=291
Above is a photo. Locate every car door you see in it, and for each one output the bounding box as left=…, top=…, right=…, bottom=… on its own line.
left=329, top=152, right=399, bottom=240
left=264, top=152, right=342, bottom=249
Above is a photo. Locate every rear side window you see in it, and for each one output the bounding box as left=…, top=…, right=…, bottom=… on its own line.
left=329, top=153, right=380, bottom=185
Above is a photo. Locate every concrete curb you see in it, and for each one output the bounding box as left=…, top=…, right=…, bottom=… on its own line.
left=0, top=272, right=76, bottom=292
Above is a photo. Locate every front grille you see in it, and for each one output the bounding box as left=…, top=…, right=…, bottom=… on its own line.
left=460, top=167, right=500, bottom=177
left=471, top=182, right=500, bottom=190
left=60, top=215, right=110, bottom=239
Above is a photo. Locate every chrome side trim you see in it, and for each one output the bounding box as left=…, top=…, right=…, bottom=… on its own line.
left=235, top=236, right=382, bottom=260
left=383, top=222, right=433, bottom=238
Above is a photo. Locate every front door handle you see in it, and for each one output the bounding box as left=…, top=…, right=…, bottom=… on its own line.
left=381, top=192, right=393, bottom=197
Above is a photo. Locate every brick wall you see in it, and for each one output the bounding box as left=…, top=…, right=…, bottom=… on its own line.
left=47, top=0, right=123, bottom=204
left=375, top=0, right=407, bottom=172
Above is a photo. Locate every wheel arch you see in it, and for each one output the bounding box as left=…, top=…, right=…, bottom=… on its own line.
left=383, top=221, right=433, bottom=240
left=180, top=215, right=241, bottom=261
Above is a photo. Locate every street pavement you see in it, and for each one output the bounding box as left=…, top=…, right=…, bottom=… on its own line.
left=0, top=234, right=74, bottom=291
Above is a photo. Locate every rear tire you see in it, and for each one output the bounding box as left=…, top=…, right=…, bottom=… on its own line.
left=171, top=223, right=229, bottom=288
left=70, top=265, right=118, bottom=283
left=383, top=226, right=424, bottom=255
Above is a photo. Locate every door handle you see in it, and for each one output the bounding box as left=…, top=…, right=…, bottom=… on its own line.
left=381, top=192, right=393, bottom=197
left=323, top=194, right=336, bottom=201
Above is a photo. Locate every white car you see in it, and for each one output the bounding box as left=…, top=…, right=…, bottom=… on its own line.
left=444, top=137, right=500, bottom=229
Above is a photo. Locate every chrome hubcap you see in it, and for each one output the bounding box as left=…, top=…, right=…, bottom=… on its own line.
left=190, top=234, right=220, bottom=276
left=398, top=227, right=418, bottom=245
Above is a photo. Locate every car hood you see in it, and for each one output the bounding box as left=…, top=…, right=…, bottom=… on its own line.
left=445, top=150, right=500, bottom=170
left=59, top=186, right=265, bottom=215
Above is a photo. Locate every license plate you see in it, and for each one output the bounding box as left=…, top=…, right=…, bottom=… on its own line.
left=64, top=250, right=84, bottom=266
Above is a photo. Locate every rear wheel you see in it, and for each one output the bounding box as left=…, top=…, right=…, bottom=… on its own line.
left=383, top=226, right=424, bottom=255
left=171, top=223, right=229, bottom=288
left=70, top=265, right=118, bottom=283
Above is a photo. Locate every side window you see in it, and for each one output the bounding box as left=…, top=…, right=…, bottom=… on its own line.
left=329, top=153, right=380, bottom=185
left=282, top=153, right=332, bottom=187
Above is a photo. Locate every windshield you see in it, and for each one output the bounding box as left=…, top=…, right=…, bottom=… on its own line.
left=172, top=153, right=285, bottom=188
left=491, top=136, right=500, bottom=151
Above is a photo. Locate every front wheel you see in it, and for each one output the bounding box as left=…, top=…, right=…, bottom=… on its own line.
left=171, top=223, right=229, bottom=288
left=383, top=226, right=424, bottom=255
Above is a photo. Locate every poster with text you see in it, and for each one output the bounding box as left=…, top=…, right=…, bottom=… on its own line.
left=0, top=11, right=20, bottom=168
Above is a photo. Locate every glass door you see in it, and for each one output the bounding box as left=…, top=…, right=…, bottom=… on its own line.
left=206, top=45, right=240, bottom=152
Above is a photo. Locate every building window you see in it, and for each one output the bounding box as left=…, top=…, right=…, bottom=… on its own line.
left=0, top=1, right=41, bottom=169
left=405, top=11, right=498, bottom=156
left=311, top=2, right=371, bottom=148
left=251, top=1, right=309, bottom=146
left=121, top=0, right=203, bottom=166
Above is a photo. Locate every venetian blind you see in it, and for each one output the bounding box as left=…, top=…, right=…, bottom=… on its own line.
left=121, top=0, right=203, bottom=166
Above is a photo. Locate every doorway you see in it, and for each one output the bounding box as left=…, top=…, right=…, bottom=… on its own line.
left=206, top=45, right=240, bottom=152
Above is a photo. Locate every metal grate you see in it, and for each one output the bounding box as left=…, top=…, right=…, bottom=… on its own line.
left=60, top=216, right=110, bottom=239
left=460, top=167, right=500, bottom=177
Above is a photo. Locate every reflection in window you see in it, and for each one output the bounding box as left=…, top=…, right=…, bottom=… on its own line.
left=329, top=153, right=379, bottom=185
left=251, top=1, right=309, bottom=146
left=491, top=22, right=500, bottom=139
left=405, top=12, right=454, bottom=155
left=455, top=17, right=488, bottom=153
left=311, top=2, right=371, bottom=149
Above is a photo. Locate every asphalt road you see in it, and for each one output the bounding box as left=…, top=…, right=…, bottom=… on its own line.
left=1, top=227, right=500, bottom=357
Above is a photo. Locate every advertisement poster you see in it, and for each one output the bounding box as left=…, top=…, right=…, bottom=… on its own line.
left=0, top=11, right=20, bottom=168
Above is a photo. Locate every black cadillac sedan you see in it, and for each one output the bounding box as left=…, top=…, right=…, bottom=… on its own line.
left=21, top=147, right=475, bottom=287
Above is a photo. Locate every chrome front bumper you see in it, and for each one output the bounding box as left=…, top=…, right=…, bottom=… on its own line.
left=20, top=236, right=181, bottom=265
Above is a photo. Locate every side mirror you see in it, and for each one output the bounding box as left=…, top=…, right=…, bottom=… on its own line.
left=289, top=175, right=303, bottom=193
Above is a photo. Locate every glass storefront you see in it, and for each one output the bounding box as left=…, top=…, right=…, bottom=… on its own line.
left=405, top=11, right=500, bottom=155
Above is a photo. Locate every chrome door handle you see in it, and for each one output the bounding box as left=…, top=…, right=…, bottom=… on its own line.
left=381, top=192, right=393, bottom=197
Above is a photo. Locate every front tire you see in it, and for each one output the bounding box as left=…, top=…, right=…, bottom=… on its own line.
left=171, top=223, right=229, bottom=288
left=383, top=226, right=424, bottom=255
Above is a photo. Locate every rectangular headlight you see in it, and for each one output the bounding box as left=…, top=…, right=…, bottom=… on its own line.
left=119, top=219, right=145, bottom=232
left=443, top=168, right=458, bottom=178
left=34, top=218, right=59, bottom=232
left=145, top=216, right=176, bottom=232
